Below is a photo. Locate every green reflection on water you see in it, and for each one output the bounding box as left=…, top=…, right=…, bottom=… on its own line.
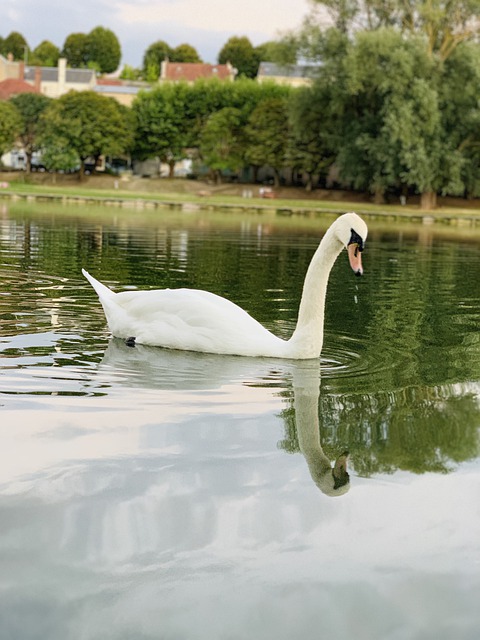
left=1, top=204, right=480, bottom=477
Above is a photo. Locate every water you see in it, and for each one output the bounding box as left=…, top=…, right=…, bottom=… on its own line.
left=1, top=204, right=479, bottom=639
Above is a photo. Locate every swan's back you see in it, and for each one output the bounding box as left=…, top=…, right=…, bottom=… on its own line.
left=83, top=270, right=287, bottom=357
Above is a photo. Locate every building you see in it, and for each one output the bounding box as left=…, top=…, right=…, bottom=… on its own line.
left=23, top=58, right=96, bottom=98
left=256, top=62, right=321, bottom=87
left=0, top=77, right=40, bottom=100
left=160, top=60, right=237, bottom=83
left=93, top=78, right=148, bottom=107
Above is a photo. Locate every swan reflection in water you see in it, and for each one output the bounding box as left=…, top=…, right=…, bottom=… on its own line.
left=98, top=339, right=351, bottom=497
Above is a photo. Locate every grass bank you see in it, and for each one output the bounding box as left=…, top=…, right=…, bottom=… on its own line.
left=1, top=172, right=479, bottom=223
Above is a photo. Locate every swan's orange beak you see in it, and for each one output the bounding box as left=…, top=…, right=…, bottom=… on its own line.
left=348, top=243, right=363, bottom=276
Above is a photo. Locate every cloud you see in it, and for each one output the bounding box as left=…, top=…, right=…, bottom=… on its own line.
left=116, top=0, right=307, bottom=36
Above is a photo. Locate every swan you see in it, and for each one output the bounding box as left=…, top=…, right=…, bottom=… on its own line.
left=82, top=211, right=367, bottom=359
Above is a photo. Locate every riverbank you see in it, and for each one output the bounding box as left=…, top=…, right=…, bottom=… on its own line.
left=1, top=172, right=480, bottom=225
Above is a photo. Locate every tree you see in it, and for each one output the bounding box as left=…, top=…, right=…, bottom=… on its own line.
left=31, top=40, right=60, bottom=67
left=218, top=36, right=259, bottom=78
left=9, top=93, right=51, bottom=173
left=132, top=83, right=190, bottom=177
left=199, top=107, right=247, bottom=182
left=85, top=26, right=121, bottom=74
left=303, top=0, right=480, bottom=61
left=0, top=102, right=21, bottom=162
left=170, top=43, right=202, bottom=63
left=335, top=27, right=477, bottom=207
left=245, top=97, right=290, bottom=186
left=39, top=91, right=135, bottom=178
left=142, top=40, right=172, bottom=81
left=255, top=39, right=298, bottom=65
left=61, top=33, right=89, bottom=68
left=2, top=31, right=28, bottom=61
left=287, top=81, right=339, bottom=191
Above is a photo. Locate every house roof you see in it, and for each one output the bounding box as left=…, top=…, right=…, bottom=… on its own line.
left=162, top=62, right=234, bottom=82
left=24, top=66, right=95, bottom=84
left=0, top=78, right=39, bottom=100
left=94, top=84, right=141, bottom=95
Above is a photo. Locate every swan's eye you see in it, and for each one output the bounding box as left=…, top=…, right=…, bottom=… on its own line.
left=349, top=229, right=364, bottom=252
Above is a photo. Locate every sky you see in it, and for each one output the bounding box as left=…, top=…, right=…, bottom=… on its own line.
left=2, top=0, right=313, bottom=68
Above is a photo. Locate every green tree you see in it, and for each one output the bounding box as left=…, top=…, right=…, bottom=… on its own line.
left=218, top=36, right=259, bottom=78
left=40, top=91, right=134, bottom=178
left=245, top=97, right=290, bottom=186
left=2, top=31, right=28, bottom=61
left=120, top=65, right=143, bottom=81
left=255, top=39, right=298, bottom=65
left=0, top=101, right=21, bottom=162
left=61, top=33, right=89, bottom=68
left=85, top=26, right=121, bottom=74
left=170, top=43, right=202, bottom=63
left=336, top=28, right=476, bottom=207
left=287, top=81, right=339, bottom=191
left=142, top=40, right=172, bottom=80
left=132, top=83, right=190, bottom=177
left=199, top=107, right=247, bottom=182
left=31, top=40, right=60, bottom=67
left=9, top=93, right=51, bottom=173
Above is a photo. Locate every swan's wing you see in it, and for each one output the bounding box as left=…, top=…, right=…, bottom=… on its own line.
left=104, top=288, right=285, bottom=356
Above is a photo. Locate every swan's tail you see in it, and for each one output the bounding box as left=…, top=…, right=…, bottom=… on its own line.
left=82, top=269, right=116, bottom=301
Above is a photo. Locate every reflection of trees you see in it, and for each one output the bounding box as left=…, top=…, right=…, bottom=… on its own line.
left=2, top=210, right=480, bottom=474
left=279, top=382, right=480, bottom=476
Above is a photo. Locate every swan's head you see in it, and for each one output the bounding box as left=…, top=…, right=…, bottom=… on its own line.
left=315, top=451, right=351, bottom=497
left=335, top=212, right=368, bottom=276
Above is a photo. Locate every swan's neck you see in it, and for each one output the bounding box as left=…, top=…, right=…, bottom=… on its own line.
left=288, top=226, right=343, bottom=358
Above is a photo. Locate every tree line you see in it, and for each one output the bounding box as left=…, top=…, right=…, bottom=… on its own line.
left=1, top=0, right=480, bottom=207
left=0, top=29, right=290, bottom=79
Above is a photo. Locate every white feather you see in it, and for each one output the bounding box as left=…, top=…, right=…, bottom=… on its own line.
left=83, top=213, right=368, bottom=359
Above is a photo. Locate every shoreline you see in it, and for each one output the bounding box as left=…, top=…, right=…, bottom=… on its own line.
left=2, top=188, right=480, bottom=227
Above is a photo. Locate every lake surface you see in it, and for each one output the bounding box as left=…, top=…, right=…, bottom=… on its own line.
left=1, top=203, right=479, bottom=639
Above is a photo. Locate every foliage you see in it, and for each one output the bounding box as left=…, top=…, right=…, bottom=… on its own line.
left=60, top=28, right=121, bottom=72
left=132, top=83, right=190, bottom=175
left=0, top=101, right=22, bottom=159
left=9, top=93, right=51, bottom=173
left=142, top=40, right=172, bottom=80
left=39, top=91, right=134, bottom=178
left=61, top=33, right=89, bottom=68
left=85, top=26, right=121, bottom=74
left=199, top=107, right=247, bottom=181
left=120, top=65, right=143, bottom=81
left=31, top=40, right=60, bottom=67
left=1, top=31, right=28, bottom=60
left=170, top=43, right=202, bottom=63
left=218, top=36, right=259, bottom=78
left=255, top=39, right=298, bottom=65
left=245, top=97, right=290, bottom=186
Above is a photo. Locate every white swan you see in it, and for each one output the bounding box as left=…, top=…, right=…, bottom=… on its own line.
left=82, top=212, right=367, bottom=359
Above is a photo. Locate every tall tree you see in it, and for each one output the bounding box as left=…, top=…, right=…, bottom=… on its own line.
left=9, top=93, right=51, bottom=173
left=245, top=97, right=290, bottom=186
left=85, top=26, right=121, bottom=73
left=142, top=40, right=172, bottom=81
left=2, top=31, right=28, bottom=61
left=199, top=107, right=247, bottom=182
left=303, top=0, right=480, bottom=61
left=288, top=81, right=340, bottom=191
left=31, top=40, right=60, bottom=67
left=39, top=91, right=134, bottom=178
left=170, top=43, right=202, bottom=63
left=61, top=33, right=89, bottom=68
left=132, top=83, right=190, bottom=177
left=0, top=102, right=21, bottom=162
left=218, top=36, right=259, bottom=78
